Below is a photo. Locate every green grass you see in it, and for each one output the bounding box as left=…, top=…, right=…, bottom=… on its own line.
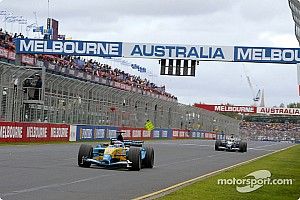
left=160, top=145, right=300, bottom=200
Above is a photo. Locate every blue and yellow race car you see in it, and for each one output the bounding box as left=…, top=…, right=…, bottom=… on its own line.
left=78, top=139, right=154, bottom=171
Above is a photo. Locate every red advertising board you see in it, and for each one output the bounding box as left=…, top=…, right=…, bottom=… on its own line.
left=119, top=127, right=148, bottom=140
left=172, top=129, right=190, bottom=139
left=194, top=103, right=256, bottom=113
left=0, top=121, right=70, bottom=142
left=204, top=132, right=216, bottom=139
left=142, top=130, right=151, bottom=139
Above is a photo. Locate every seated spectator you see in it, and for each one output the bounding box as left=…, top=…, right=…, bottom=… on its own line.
left=0, top=27, right=177, bottom=101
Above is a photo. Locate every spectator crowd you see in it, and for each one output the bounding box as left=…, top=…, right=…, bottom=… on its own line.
left=240, top=121, right=300, bottom=141
left=0, top=28, right=177, bottom=100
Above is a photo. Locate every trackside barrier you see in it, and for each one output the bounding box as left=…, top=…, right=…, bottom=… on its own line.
left=0, top=121, right=70, bottom=142
left=0, top=121, right=217, bottom=143
left=172, top=129, right=190, bottom=139
left=216, top=132, right=225, bottom=140
left=73, top=125, right=152, bottom=141
left=191, top=130, right=203, bottom=139
left=75, top=125, right=118, bottom=141
left=119, top=127, right=152, bottom=140
left=69, top=125, right=77, bottom=142
left=204, top=132, right=216, bottom=140
left=190, top=130, right=216, bottom=140
left=152, top=129, right=173, bottom=139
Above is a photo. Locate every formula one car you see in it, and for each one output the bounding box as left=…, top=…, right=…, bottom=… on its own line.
left=215, top=137, right=247, bottom=152
left=78, top=139, right=154, bottom=171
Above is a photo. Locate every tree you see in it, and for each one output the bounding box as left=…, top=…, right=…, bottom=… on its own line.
left=287, top=102, right=300, bottom=108
left=279, top=103, right=285, bottom=108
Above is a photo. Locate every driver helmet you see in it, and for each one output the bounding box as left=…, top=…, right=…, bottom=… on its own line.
left=114, top=140, right=124, bottom=147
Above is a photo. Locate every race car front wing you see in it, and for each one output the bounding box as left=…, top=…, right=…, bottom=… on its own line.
left=83, top=158, right=132, bottom=168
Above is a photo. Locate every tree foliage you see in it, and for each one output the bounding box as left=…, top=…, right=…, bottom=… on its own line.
left=287, top=102, right=300, bottom=108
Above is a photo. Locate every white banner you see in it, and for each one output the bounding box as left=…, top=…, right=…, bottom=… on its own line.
left=142, top=130, right=151, bottom=138
left=172, top=130, right=179, bottom=137
left=132, top=130, right=142, bottom=138
left=94, top=129, right=105, bottom=139
left=257, top=107, right=300, bottom=115
left=123, top=42, right=233, bottom=61
left=69, top=125, right=77, bottom=141
left=120, top=130, right=131, bottom=138
left=153, top=130, right=160, bottom=138
left=161, top=131, right=168, bottom=138
left=14, top=38, right=300, bottom=64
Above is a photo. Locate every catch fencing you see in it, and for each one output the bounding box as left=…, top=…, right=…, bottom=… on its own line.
left=0, top=58, right=239, bottom=135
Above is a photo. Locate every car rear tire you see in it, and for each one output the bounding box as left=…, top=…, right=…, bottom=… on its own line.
left=239, top=142, right=247, bottom=152
left=244, top=142, right=247, bottom=152
left=78, top=144, right=93, bottom=168
left=128, top=147, right=141, bottom=171
left=143, top=146, right=154, bottom=168
left=215, top=140, right=222, bottom=151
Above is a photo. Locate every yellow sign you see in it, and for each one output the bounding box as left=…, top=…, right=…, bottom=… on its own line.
left=145, top=120, right=155, bottom=131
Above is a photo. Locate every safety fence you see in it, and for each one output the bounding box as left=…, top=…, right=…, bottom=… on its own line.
left=0, top=61, right=240, bottom=135
left=0, top=121, right=218, bottom=143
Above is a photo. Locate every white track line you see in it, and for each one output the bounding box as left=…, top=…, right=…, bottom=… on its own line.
left=2, top=173, right=116, bottom=197
left=133, top=145, right=296, bottom=200
left=250, top=143, right=280, bottom=149
left=248, top=148, right=275, bottom=152
left=156, top=152, right=227, bottom=168
left=154, top=142, right=211, bottom=147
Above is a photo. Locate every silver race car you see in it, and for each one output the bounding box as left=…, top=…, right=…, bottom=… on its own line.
left=215, top=136, right=247, bottom=152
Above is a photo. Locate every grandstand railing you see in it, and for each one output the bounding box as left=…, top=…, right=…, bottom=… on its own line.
left=0, top=46, right=177, bottom=103
left=0, top=60, right=240, bottom=135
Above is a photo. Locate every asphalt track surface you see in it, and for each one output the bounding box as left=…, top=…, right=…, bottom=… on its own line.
left=0, top=140, right=294, bottom=200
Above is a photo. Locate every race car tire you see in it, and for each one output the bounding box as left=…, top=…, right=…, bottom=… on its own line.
left=238, top=142, right=244, bottom=152
left=215, top=140, right=222, bottom=151
left=244, top=142, right=248, bottom=152
left=128, top=147, right=141, bottom=171
left=78, top=144, right=93, bottom=168
left=143, top=146, right=154, bottom=168
left=239, top=142, right=247, bottom=152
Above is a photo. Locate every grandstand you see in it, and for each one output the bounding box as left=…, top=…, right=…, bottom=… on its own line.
left=0, top=29, right=239, bottom=134
left=240, top=121, right=300, bottom=141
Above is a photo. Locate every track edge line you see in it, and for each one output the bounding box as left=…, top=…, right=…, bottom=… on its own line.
left=132, top=144, right=297, bottom=200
